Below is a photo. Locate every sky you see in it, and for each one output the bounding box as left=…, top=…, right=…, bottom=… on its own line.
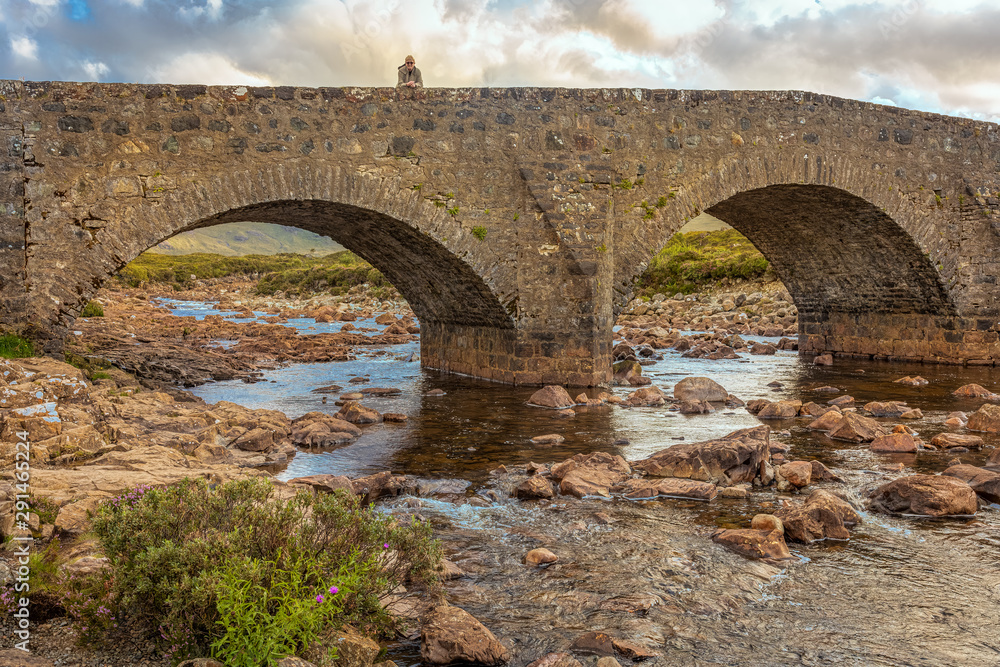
left=1, top=0, right=999, bottom=122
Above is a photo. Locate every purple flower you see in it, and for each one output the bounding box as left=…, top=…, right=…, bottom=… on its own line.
left=328, top=586, right=339, bottom=595
left=316, top=594, right=324, bottom=603
left=383, top=543, right=390, bottom=549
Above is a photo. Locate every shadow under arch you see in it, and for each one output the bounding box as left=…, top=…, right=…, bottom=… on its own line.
left=703, top=184, right=956, bottom=324
left=176, top=200, right=516, bottom=331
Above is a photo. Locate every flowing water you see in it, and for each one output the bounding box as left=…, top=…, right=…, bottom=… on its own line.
left=171, top=299, right=1000, bottom=666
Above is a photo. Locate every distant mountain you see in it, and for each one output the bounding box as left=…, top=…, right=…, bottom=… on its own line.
left=152, top=223, right=344, bottom=256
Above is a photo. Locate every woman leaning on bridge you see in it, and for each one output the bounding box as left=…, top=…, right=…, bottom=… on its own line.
left=397, top=55, right=423, bottom=88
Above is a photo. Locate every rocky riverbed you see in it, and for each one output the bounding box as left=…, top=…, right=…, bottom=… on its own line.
left=4, top=279, right=1000, bottom=666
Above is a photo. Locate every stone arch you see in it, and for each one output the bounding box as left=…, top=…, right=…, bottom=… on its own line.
left=615, top=150, right=958, bottom=326
left=79, top=163, right=517, bottom=332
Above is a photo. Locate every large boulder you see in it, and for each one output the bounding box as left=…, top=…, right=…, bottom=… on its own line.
left=528, top=386, right=575, bottom=409
left=967, top=403, right=1000, bottom=433
left=930, top=433, right=984, bottom=450
left=774, top=490, right=861, bottom=543
left=673, top=377, right=729, bottom=402
left=336, top=402, right=383, bottom=425
left=552, top=452, right=631, bottom=498
left=420, top=604, right=509, bottom=665
left=633, top=426, right=770, bottom=487
left=952, top=383, right=1000, bottom=400
left=827, top=412, right=888, bottom=443
left=941, top=464, right=1000, bottom=504
left=756, top=400, right=802, bottom=419
left=712, top=529, right=792, bottom=561
left=868, top=475, right=978, bottom=517
left=870, top=432, right=918, bottom=453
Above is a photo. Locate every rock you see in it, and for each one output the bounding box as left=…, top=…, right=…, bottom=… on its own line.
left=438, top=560, right=466, bottom=580
left=54, top=496, right=103, bottom=535
left=864, top=401, right=910, bottom=417
left=757, top=400, right=802, bottom=419
left=987, top=449, right=1000, bottom=468
left=623, top=386, right=665, bottom=407
left=617, top=478, right=718, bottom=501
left=943, top=417, right=965, bottom=428
left=799, top=402, right=836, bottom=417
left=868, top=475, right=978, bottom=517
left=895, top=376, right=929, bottom=386
left=719, top=486, right=748, bottom=498
left=304, top=625, right=379, bottom=667
left=870, top=432, right=918, bottom=453
left=288, top=474, right=355, bottom=495
left=751, top=514, right=783, bottom=533
left=941, top=464, right=1000, bottom=504
left=930, top=433, right=984, bottom=450
left=276, top=658, right=317, bottom=667
left=292, top=413, right=362, bottom=446
left=528, top=385, right=575, bottom=409
left=813, top=354, right=834, bottom=365
left=524, top=548, right=558, bottom=566
left=351, top=472, right=407, bottom=503
left=673, top=376, right=729, bottom=402
left=806, top=410, right=845, bottom=431
left=712, top=528, right=792, bottom=561
left=778, top=461, right=812, bottom=488
left=525, top=654, right=582, bottom=667
left=337, top=401, right=383, bottom=425
left=828, top=412, right=888, bottom=443
left=61, top=556, right=109, bottom=577
left=678, top=399, right=714, bottom=414
left=609, top=639, right=659, bottom=661
left=383, top=413, right=408, bottom=423
left=554, top=452, right=631, bottom=498
left=749, top=342, right=777, bottom=355
left=633, top=426, right=770, bottom=487
left=809, top=460, right=842, bottom=482
left=745, top=399, right=770, bottom=415
left=900, top=409, right=923, bottom=420
left=827, top=395, right=855, bottom=408
left=531, top=434, right=565, bottom=445
left=596, top=658, right=622, bottom=667
left=775, top=489, right=861, bottom=543
left=570, top=632, right=616, bottom=656
left=420, top=604, right=509, bottom=665
left=612, top=360, right=644, bottom=385
left=953, top=383, right=1000, bottom=400
left=514, top=476, right=554, bottom=499
left=967, top=404, right=1000, bottom=432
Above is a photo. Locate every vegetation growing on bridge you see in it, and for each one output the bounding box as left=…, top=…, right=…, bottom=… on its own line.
left=118, top=250, right=398, bottom=300
left=636, top=229, right=771, bottom=297
left=0, top=332, right=35, bottom=358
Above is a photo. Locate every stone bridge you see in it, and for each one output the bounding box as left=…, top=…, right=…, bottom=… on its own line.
left=1, top=80, right=999, bottom=386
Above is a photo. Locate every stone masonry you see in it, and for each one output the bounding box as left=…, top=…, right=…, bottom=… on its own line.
left=1, top=81, right=999, bottom=385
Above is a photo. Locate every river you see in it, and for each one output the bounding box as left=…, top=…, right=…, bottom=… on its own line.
left=165, top=298, right=1000, bottom=666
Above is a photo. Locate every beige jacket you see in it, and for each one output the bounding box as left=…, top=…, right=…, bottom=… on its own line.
left=396, top=65, right=423, bottom=88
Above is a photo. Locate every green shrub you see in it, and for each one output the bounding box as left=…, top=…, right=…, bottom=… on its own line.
left=636, top=228, right=771, bottom=296
left=85, top=478, right=440, bottom=664
left=0, top=333, right=35, bottom=359
left=81, top=300, right=104, bottom=318
left=471, top=226, right=488, bottom=241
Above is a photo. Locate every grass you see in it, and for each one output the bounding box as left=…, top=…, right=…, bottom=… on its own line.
left=117, top=250, right=398, bottom=300
left=0, top=332, right=35, bottom=359
left=636, top=228, right=772, bottom=297
left=81, top=300, right=104, bottom=317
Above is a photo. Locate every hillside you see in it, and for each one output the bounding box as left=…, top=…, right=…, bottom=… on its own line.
left=153, top=222, right=344, bottom=256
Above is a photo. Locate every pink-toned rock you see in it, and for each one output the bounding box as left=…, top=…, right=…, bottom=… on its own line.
left=778, top=461, right=812, bottom=488
left=623, top=385, right=666, bottom=407
left=810, top=460, right=842, bottom=482
left=899, top=409, right=923, bottom=420
left=868, top=474, right=978, bottom=517
left=633, top=426, right=770, bottom=487
left=552, top=452, right=631, bottom=498
left=336, top=401, right=383, bottom=425
left=775, top=489, right=861, bottom=543
left=528, top=385, right=575, bottom=409
left=420, top=604, right=509, bottom=665
left=941, top=464, right=1000, bottom=504
left=807, top=409, right=845, bottom=431
left=712, top=529, right=792, bottom=561
left=524, top=548, right=558, bottom=566
left=514, top=476, right=555, bottom=499
left=930, top=433, right=984, bottom=450
left=895, top=376, right=929, bottom=386
left=870, top=432, right=918, bottom=453
left=673, top=376, right=729, bottom=402
left=967, top=403, right=1000, bottom=432
left=757, top=400, right=802, bottom=419
left=617, top=477, right=718, bottom=501
left=813, top=354, right=834, bottom=365
left=953, top=383, right=1000, bottom=400
left=827, top=395, right=855, bottom=408
left=751, top=514, right=784, bottom=534
left=828, top=412, right=888, bottom=443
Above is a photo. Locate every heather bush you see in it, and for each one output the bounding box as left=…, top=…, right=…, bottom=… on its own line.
left=79, top=477, right=440, bottom=665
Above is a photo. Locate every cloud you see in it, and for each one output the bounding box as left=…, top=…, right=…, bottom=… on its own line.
left=82, top=60, right=108, bottom=80
left=0, top=0, right=996, bottom=121
left=10, top=35, right=37, bottom=59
